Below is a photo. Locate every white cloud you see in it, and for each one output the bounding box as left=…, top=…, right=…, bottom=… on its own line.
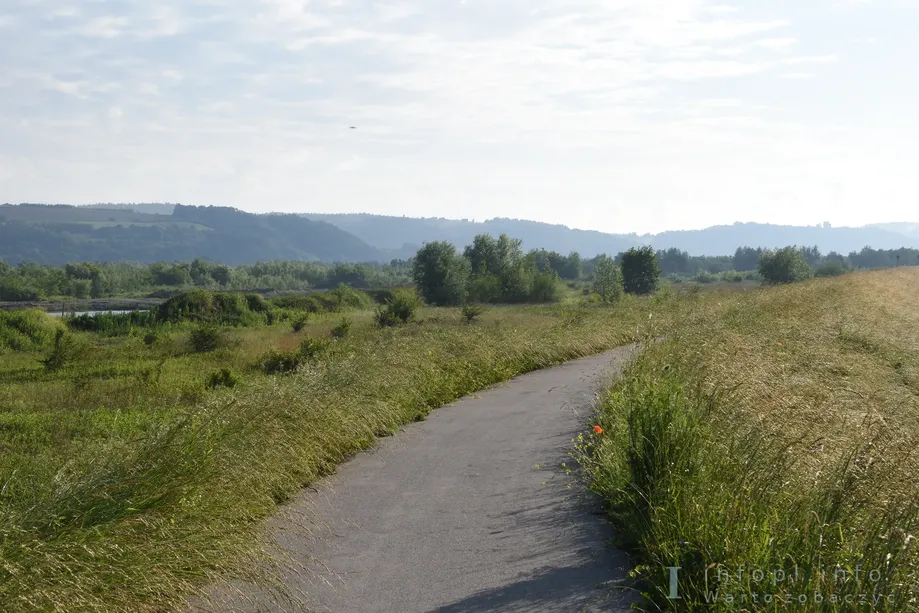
left=0, top=0, right=917, bottom=234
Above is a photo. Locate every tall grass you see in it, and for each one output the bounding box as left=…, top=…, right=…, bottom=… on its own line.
left=0, top=295, right=681, bottom=612
left=582, top=269, right=919, bottom=611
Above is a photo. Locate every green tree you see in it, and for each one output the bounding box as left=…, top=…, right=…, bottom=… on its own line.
left=463, top=234, right=522, bottom=276
left=592, top=256, right=624, bottom=304
left=758, top=246, right=813, bottom=284
left=620, top=246, right=661, bottom=295
left=412, top=242, right=469, bottom=306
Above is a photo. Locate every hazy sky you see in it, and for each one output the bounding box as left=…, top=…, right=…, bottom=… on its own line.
left=1, top=0, right=917, bottom=234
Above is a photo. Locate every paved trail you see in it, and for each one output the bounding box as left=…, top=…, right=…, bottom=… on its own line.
left=191, top=347, right=638, bottom=613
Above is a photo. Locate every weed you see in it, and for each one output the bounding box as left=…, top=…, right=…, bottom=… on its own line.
left=206, top=368, right=241, bottom=389
left=331, top=317, right=352, bottom=339
left=189, top=325, right=225, bottom=353
left=260, top=349, right=303, bottom=375
left=461, top=304, right=484, bottom=323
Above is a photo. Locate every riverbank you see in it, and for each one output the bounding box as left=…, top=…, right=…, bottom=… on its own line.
left=0, top=298, right=164, bottom=313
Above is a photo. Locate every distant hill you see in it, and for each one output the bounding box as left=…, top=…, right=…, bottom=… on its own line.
left=303, top=213, right=643, bottom=259
left=645, top=222, right=919, bottom=256
left=83, top=203, right=177, bottom=216
left=0, top=204, right=385, bottom=265
left=865, top=222, right=919, bottom=241
left=305, top=213, right=919, bottom=258
left=3, top=204, right=918, bottom=265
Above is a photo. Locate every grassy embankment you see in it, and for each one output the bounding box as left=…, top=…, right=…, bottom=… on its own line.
left=584, top=268, right=919, bottom=611
left=0, top=284, right=683, bottom=612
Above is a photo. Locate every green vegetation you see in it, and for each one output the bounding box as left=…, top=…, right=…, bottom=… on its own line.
left=591, top=256, right=624, bottom=304
left=0, top=258, right=412, bottom=302
left=0, top=281, right=682, bottom=613
left=620, top=246, right=661, bottom=295
left=581, top=268, right=919, bottom=611
left=0, top=204, right=384, bottom=265
left=758, top=245, right=814, bottom=284
left=412, top=233, right=566, bottom=306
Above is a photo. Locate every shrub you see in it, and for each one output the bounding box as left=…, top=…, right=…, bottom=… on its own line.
left=260, top=349, right=302, bottom=375
left=206, top=368, right=240, bottom=389
left=244, top=293, right=270, bottom=313
left=143, top=331, right=159, bottom=346
left=42, top=329, right=90, bottom=371
left=412, top=241, right=470, bottom=306
left=375, top=307, right=402, bottom=328
left=329, top=284, right=372, bottom=310
left=466, top=274, right=502, bottom=303
left=299, top=337, right=330, bottom=359
left=331, top=317, right=351, bottom=339
left=461, top=304, right=484, bottom=323
left=0, top=309, right=63, bottom=351
left=592, top=256, right=624, bottom=304
left=189, top=325, right=225, bottom=353
left=156, top=291, right=264, bottom=326
left=0, top=280, right=44, bottom=301
left=815, top=261, right=849, bottom=278
left=620, top=246, right=661, bottom=295
left=758, top=247, right=813, bottom=285
left=375, top=288, right=420, bottom=327
left=528, top=270, right=562, bottom=303
left=694, top=271, right=715, bottom=284
left=271, top=295, right=322, bottom=313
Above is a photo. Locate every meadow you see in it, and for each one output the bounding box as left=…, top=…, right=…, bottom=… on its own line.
left=584, top=268, right=919, bottom=611
left=0, top=284, right=681, bottom=612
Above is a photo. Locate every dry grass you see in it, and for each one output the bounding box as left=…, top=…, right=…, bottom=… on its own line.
left=0, top=295, right=682, bottom=613
left=585, top=269, right=919, bottom=611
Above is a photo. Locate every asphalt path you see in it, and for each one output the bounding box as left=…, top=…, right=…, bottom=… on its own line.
left=190, top=347, right=639, bottom=613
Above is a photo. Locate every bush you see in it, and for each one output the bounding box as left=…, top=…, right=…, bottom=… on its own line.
left=815, top=261, right=849, bottom=278
left=412, top=241, right=470, bottom=306
left=329, top=284, right=372, bottom=310
left=244, top=293, right=270, bottom=313
left=143, top=331, right=159, bottom=346
left=461, top=304, right=484, bottom=323
left=300, top=336, right=330, bottom=359
left=331, top=317, right=351, bottom=339
left=260, top=349, right=303, bottom=375
left=42, top=329, right=90, bottom=371
left=758, top=247, right=813, bottom=285
left=206, top=368, right=240, bottom=389
left=375, top=288, right=420, bottom=327
left=156, top=291, right=265, bottom=326
left=528, top=270, right=562, bottom=303
left=375, top=307, right=402, bottom=328
left=271, top=295, right=322, bottom=313
left=189, top=325, right=225, bottom=353
left=592, top=256, right=624, bottom=304
left=0, top=309, right=63, bottom=351
left=620, top=246, right=661, bottom=295
left=466, top=274, right=502, bottom=303
left=694, top=271, right=715, bottom=284
left=0, top=280, right=44, bottom=301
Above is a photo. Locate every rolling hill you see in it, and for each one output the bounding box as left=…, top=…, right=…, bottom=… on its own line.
left=304, top=213, right=919, bottom=258
left=0, top=204, right=386, bottom=265
left=3, top=203, right=918, bottom=265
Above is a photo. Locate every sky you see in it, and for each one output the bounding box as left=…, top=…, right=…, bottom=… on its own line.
left=1, top=0, right=917, bottom=235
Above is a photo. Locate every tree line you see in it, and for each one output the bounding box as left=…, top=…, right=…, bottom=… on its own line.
left=0, top=259, right=413, bottom=302
left=1, top=238, right=916, bottom=303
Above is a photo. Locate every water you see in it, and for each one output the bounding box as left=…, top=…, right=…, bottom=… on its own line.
left=48, top=310, right=147, bottom=318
